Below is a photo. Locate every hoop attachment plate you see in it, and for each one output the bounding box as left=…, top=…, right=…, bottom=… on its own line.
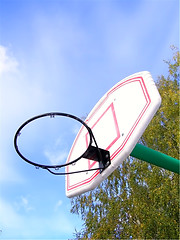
left=82, top=146, right=111, bottom=172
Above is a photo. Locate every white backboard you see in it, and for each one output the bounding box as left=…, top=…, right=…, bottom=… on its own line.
left=65, top=71, right=161, bottom=197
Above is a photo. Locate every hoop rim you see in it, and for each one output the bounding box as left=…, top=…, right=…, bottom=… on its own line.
left=14, top=112, right=94, bottom=170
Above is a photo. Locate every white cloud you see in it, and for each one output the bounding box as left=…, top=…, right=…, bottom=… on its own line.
left=0, top=197, right=80, bottom=238
left=0, top=157, right=23, bottom=183
left=13, top=195, right=35, bottom=214
left=72, top=123, right=81, bottom=136
left=44, top=149, right=68, bottom=165
left=0, top=45, right=19, bottom=77
left=54, top=199, right=63, bottom=211
left=19, top=196, right=35, bottom=212
left=0, top=44, right=54, bottom=120
left=55, top=136, right=63, bottom=147
left=0, top=198, right=24, bottom=232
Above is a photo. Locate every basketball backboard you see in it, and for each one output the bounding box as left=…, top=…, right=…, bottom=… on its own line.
left=65, top=71, right=161, bottom=198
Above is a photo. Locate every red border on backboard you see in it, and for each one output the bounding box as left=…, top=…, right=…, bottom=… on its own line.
left=86, top=102, right=120, bottom=169
left=66, top=76, right=151, bottom=192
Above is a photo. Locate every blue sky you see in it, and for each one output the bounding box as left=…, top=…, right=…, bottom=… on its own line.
left=0, top=0, right=179, bottom=239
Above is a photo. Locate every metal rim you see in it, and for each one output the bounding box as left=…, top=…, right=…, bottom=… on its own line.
left=14, top=112, right=94, bottom=170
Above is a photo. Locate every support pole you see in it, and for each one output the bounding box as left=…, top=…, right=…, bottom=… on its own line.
left=130, top=143, right=179, bottom=174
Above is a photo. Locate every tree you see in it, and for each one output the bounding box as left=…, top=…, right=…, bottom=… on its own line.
left=71, top=48, right=179, bottom=239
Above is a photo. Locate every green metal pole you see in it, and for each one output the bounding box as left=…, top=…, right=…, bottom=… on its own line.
left=130, top=143, right=179, bottom=174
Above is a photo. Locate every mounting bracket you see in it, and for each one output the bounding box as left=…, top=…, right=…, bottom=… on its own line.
left=82, top=146, right=111, bottom=172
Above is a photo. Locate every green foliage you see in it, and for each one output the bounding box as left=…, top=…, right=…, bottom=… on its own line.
left=71, top=48, right=180, bottom=239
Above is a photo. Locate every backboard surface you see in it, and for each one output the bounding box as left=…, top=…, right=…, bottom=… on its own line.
left=66, top=71, right=161, bottom=197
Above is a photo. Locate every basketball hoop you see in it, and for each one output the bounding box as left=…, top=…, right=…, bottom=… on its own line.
left=14, top=112, right=111, bottom=175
